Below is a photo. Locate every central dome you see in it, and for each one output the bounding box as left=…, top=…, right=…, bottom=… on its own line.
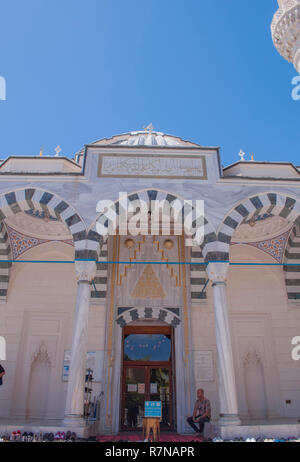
left=90, top=130, right=201, bottom=147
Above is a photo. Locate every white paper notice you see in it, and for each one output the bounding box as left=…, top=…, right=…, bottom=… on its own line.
left=138, top=383, right=145, bottom=394
left=128, top=384, right=137, bottom=392
left=150, top=383, right=158, bottom=394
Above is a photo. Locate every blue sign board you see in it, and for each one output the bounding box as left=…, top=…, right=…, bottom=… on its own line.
left=145, top=401, right=162, bottom=418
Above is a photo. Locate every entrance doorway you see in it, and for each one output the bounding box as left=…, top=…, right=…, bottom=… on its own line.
left=121, top=325, right=175, bottom=431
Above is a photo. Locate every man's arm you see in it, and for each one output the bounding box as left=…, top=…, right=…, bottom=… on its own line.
left=192, top=401, right=198, bottom=420
left=201, top=400, right=211, bottom=419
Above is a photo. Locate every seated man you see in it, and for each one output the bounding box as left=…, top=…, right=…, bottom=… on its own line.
left=187, top=388, right=211, bottom=436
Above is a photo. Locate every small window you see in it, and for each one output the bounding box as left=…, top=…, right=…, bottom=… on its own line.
left=124, top=334, right=171, bottom=361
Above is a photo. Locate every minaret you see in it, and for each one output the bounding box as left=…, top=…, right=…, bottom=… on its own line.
left=271, top=0, right=300, bottom=73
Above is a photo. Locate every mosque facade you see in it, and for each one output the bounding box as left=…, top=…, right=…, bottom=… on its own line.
left=0, top=130, right=300, bottom=436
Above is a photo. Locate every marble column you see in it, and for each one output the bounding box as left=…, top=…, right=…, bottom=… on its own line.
left=206, top=262, right=241, bottom=426
left=64, top=261, right=96, bottom=426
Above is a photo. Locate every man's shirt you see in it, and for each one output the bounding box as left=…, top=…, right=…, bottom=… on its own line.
left=0, top=364, right=5, bottom=386
left=194, top=398, right=211, bottom=418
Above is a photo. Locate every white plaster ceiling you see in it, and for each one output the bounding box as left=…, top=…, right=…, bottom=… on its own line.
left=232, top=215, right=292, bottom=243
left=5, top=212, right=72, bottom=240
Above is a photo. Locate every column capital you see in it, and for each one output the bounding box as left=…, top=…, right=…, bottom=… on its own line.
left=75, top=260, right=96, bottom=282
left=206, top=262, right=229, bottom=284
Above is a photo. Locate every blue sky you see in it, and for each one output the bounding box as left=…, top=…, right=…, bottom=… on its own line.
left=0, top=0, right=299, bottom=166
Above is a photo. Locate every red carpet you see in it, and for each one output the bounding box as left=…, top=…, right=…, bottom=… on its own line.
left=97, top=432, right=205, bottom=442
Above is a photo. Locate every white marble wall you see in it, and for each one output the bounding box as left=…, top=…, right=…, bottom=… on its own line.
left=0, top=219, right=300, bottom=423
left=191, top=244, right=300, bottom=421
left=0, top=242, right=106, bottom=419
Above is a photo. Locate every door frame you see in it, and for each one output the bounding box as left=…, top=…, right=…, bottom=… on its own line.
left=120, top=325, right=175, bottom=431
left=101, top=309, right=191, bottom=435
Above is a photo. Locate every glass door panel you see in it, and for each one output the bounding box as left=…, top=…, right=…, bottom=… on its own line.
left=124, top=367, right=146, bottom=428
left=124, top=334, right=171, bottom=361
left=149, top=367, right=171, bottom=428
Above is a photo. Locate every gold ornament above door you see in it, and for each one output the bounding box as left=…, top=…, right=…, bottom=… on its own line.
left=131, top=265, right=166, bottom=299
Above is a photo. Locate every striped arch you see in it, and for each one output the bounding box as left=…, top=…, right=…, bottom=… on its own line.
left=190, top=246, right=208, bottom=300
left=218, top=193, right=300, bottom=260
left=87, top=189, right=217, bottom=300
left=0, top=221, right=12, bottom=301
left=0, top=188, right=87, bottom=300
left=116, top=307, right=181, bottom=328
left=91, top=239, right=108, bottom=300
left=284, top=226, right=300, bottom=301
left=87, top=189, right=217, bottom=260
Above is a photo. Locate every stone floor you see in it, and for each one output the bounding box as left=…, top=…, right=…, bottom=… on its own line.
left=220, top=418, right=300, bottom=439
left=0, top=417, right=300, bottom=441
left=96, top=432, right=205, bottom=442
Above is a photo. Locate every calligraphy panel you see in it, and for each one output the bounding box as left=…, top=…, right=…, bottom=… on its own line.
left=98, top=154, right=207, bottom=179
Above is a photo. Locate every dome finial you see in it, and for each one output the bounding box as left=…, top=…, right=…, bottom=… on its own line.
left=55, top=145, right=62, bottom=157
left=144, top=123, right=154, bottom=134
left=238, top=149, right=246, bottom=161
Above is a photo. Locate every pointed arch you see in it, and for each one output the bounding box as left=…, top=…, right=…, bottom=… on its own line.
left=218, top=192, right=300, bottom=302
left=217, top=192, right=300, bottom=259
left=0, top=187, right=87, bottom=300
left=116, top=307, right=181, bottom=328
left=87, top=189, right=217, bottom=300
left=87, top=189, right=217, bottom=260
